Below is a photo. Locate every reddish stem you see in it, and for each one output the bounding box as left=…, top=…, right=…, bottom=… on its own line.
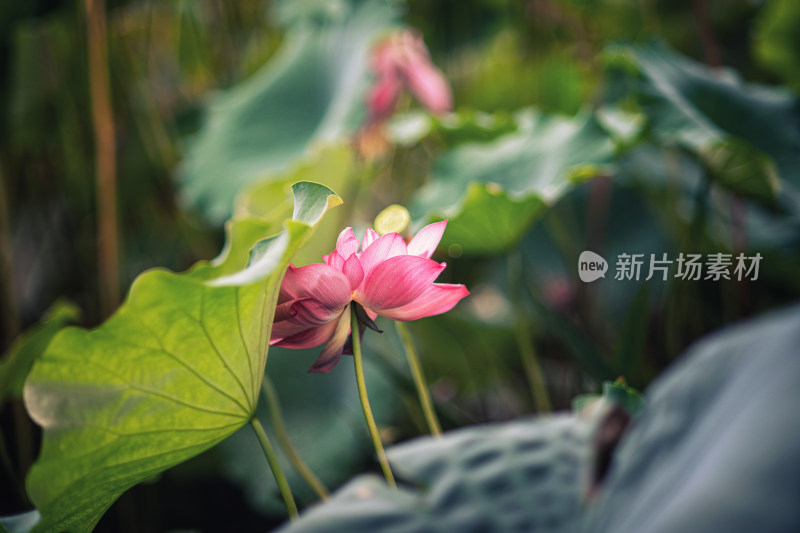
left=86, top=0, right=120, bottom=317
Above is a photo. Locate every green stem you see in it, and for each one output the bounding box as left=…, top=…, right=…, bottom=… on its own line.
left=513, top=312, right=552, bottom=412
left=249, top=416, right=298, bottom=520
left=395, top=321, right=441, bottom=437
left=509, top=252, right=552, bottom=412
left=351, top=306, right=396, bottom=487
left=261, top=377, right=329, bottom=500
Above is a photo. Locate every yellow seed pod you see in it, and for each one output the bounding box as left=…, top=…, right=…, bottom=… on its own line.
left=374, top=204, right=411, bottom=236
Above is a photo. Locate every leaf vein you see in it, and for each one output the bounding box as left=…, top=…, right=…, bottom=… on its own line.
left=87, top=359, right=246, bottom=418
left=126, top=317, right=252, bottom=415
left=234, top=289, right=258, bottom=409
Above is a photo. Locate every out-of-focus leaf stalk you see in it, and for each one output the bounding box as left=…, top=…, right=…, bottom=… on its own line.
left=261, top=376, right=330, bottom=500
left=0, top=162, right=19, bottom=345
left=509, top=251, right=552, bottom=412
left=85, top=0, right=120, bottom=317
left=395, top=321, right=442, bottom=437
left=0, top=162, right=33, bottom=498
left=691, top=0, right=748, bottom=315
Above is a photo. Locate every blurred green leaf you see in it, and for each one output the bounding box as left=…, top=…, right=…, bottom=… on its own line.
left=178, top=0, right=398, bottom=224
left=430, top=183, right=545, bottom=256
left=600, top=378, right=644, bottom=417
left=411, top=109, right=615, bottom=255
left=571, top=377, right=644, bottom=416
left=582, top=304, right=800, bottom=533
left=0, top=511, right=39, bottom=533
left=606, top=42, right=800, bottom=203
left=596, top=105, right=646, bottom=148
left=754, top=0, right=800, bottom=94
left=454, top=30, right=594, bottom=115
left=276, top=411, right=606, bottom=533
left=0, top=300, right=80, bottom=405
left=387, top=109, right=519, bottom=148
left=23, top=183, right=340, bottom=532
left=272, top=0, right=353, bottom=26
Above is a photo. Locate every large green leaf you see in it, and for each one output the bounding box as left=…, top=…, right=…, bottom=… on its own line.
left=582, top=304, right=800, bottom=533
left=410, top=109, right=615, bottom=256
left=0, top=300, right=80, bottom=405
left=606, top=42, right=800, bottom=203
left=276, top=407, right=611, bottom=533
left=23, top=182, right=341, bottom=533
left=178, top=0, right=398, bottom=224
left=234, top=143, right=361, bottom=267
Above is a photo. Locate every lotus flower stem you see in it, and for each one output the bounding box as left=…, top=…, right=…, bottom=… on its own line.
left=351, top=306, right=396, bottom=487
left=249, top=416, right=299, bottom=519
left=395, top=321, right=442, bottom=437
left=261, top=376, right=330, bottom=500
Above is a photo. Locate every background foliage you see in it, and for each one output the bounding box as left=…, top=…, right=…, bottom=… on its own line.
left=1, top=0, right=799, bottom=531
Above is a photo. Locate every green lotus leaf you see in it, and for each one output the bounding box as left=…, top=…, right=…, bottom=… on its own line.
left=387, top=109, right=519, bottom=148
left=411, top=109, right=615, bottom=256
left=605, top=41, right=800, bottom=203
left=23, top=182, right=340, bottom=532
left=0, top=300, right=81, bottom=405
left=275, top=409, right=609, bottom=533
left=582, top=304, right=800, bottom=533
left=178, top=0, right=398, bottom=224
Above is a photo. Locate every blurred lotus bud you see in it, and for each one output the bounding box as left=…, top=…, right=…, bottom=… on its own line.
left=542, top=276, right=577, bottom=313
left=368, top=29, right=452, bottom=119
left=354, top=121, right=391, bottom=161
left=357, top=30, right=452, bottom=159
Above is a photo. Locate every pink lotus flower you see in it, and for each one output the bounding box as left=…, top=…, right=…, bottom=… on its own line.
left=271, top=221, right=468, bottom=373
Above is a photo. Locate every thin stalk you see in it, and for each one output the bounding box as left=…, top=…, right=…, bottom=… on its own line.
left=513, top=311, right=552, bottom=412
left=691, top=0, right=722, bottom=68
left=395, top=321, right=441, bottom=437
left=0, top=163, right=30, bottom=497
left=509, top=252, right=552, bottom=412
left=261, top=377, right=329, bottom=500
left=351, top=306, right=396, bottom=487
left=690, top=0, right=748, bottom=316
left=85, top=0, right=119, bottom=317
left=249, top=417, right=298, bottom=520
left=0, top=159, right=20, bottom=346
